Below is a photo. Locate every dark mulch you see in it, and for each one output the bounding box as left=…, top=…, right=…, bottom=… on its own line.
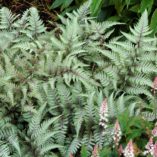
left=0, top=0, right=59, bottom=30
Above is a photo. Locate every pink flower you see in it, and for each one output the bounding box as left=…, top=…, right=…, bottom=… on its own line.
left=99, top=99, right=108, bottom=133
left=143, top=137, right=154, bottom=156
left=99, top=99, right=108, bottom=116
left=152, top=77, right=157, bottom=95
left=123, top=140, right=134, bottom=157
left=153, top=142, right=157, bottom=157
left=92, top=145, right=99, bottom=157
left=118, top=145, right=123, bottom=156
left=152, top=126, right=157, bottom=137
left=69, top=153, right=74, bottom=157
left=113, top=120, right=122, bottom=146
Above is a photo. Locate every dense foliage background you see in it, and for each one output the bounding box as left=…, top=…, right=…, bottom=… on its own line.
left=0, top=0, right=157, bottom=157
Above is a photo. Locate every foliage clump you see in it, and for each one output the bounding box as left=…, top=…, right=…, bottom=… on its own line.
left=0, top=2, right=157, bottom=157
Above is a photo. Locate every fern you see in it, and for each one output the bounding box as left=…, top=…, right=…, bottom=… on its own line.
left=97, top=10, right=157, bottom=98
left=0, top=3, right=156, bottom=157
left=0, top=7, right=19, bottom=30
left=28, top=7, right=46, bottom=38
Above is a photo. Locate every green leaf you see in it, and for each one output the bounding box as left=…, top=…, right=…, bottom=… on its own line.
left=107, top=15, right=120, bottom=21
left=126, top=129, right=142, bottom=140
left=140, top=0, right=154, bottom=13
left=115, top=0, right=125, bottom=15
left=150, top=9, right=157, bottom=35
left=51, top=0, right=64, bottom=9
left=81, top=145, right=88, bottom=157
left=125, top=0, right=131, bottom=7
left=129, top=4, right=140, bottom=13
left=91, top=0, right=104, bottom=16
left=118, top=110, right=130, bottom=132
left=100, top=148, right=113, bottom=157
left=62, top=0, right=73, bottom=9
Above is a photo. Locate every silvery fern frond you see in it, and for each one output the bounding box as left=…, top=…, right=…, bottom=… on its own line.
left=28, top=7, right=46, bottom=38
left=0, top=7, right=19, bottom=30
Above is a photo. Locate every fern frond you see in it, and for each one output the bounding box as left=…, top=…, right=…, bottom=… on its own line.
left=66, top=138, right=81, bottom=156
left=0, top=7, right=19, bottom=30
left=28, top=7, right=46, bottom=37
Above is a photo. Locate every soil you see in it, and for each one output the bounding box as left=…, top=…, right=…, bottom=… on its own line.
left=0, top=0, right=58, bottom=30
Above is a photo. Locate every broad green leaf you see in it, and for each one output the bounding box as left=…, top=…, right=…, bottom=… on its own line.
left=150, top=9, right=157, bottom=35
left=125, top=0, right=131, bottom=7
left=91, top=0, right=104, bottom=16
left=61, top=0, right=74, bottom=10
left=115, top=0, right=125, bottom=15
left=51, top=0, right=64, bottom=9
left=81, top=146, right=88, bottom=157
left=107, top=15, right=120, bottom=21
left=129, top=4, right=140, bottom=13
left=100, top=148, right=113, bottom=157
left=140, top=0, right=154, bottom=13
left=118, top=111, right=130, bottom=132
left=126, top=129, right=142, bottom=140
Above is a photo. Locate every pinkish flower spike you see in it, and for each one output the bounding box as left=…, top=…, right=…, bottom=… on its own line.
left=69, top=153, right=74, bottom=157
left=123, top=140, right=134, bottom=157
left=114, top=120, right=120, bottom=130
left=92, top=145, right=99, bottom=157
left=113, top=120, right=122, bottom=146
left=153, top=142, right=157, bottom=157
left=152, top=126, right=157, bottom=137
left=143, top=137, right=154, bottom=156
left=100, top=99, right=108, bottom=115
left=146, top=137, right=154, bottom=150
left=152, top=77, right=157, bottom=95
left=99, top=99, right=108, bottom=134
left=118, top=145, right=123, bottom=156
